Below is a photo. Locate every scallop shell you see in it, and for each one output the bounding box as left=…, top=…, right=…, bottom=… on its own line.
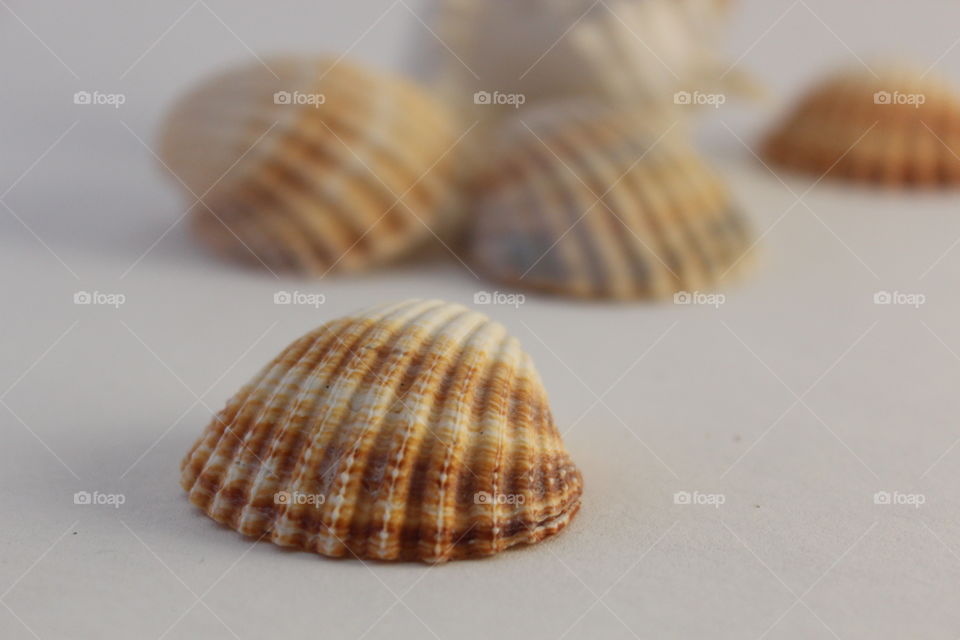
left=468, top=103, right=756, bottom=300
left=411, top=0, right=743, bottom=123
left=158, top=57, right=464, bottom=274
left=764, top=66, right=960, bottom=187
left=180, top=299, right=583, bottom=563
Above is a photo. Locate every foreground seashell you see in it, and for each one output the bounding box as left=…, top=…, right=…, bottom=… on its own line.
left=468, top=103, right=756, bottom=300
left=764, top=66, right=960, bottom=187
left=181, top=299, right=583, bottom=563
left=159, top=57, right=463, bottom=275
left=411, top=0, right=747, bottom=125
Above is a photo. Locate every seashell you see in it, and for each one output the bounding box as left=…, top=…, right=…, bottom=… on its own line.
left=763, top=66, right=960, bottom=187
left=158, top=57, right=464, bottom=275
left=467, top=102, right=756, bottom=300
left=410, top=0, right=746, bottom=124
left=180, top=299, right=583, bottom=563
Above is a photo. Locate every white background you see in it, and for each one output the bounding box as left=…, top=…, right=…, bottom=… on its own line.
left=3, top=1, right=960, bottom=638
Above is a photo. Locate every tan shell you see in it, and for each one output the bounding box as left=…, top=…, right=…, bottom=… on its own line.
left=158, top=57, right=463, bottom=274
left=180, top=299, right=583, bottom=563
left=468, top=103, right=756, bottom=300
left=764, top=66, right=960, bottom=187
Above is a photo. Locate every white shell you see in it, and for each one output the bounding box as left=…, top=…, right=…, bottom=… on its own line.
left=411, top=0, right=738, bottom=122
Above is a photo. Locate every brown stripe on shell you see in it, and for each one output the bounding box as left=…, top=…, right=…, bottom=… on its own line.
left=537, top=115, right=617, bottom=298
left=562, top=112, right=644, bottom=298
left=279, top=301, right=446, bottom=556
left=592, top=113, right=674, bottom=298
left=316, top=302, right=478, bottom=559
left=360, top=307, right=476, bottom=559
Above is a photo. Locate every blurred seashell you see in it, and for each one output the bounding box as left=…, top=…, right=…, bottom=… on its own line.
left=181, top=299, right=583, bottom=563
left=468, top=103, right=756, bottom=300
left=159, top=57, right=463, bottom=274
left=764, top=66, right=960, bottom=187
left=411, top=0, right=744, bottom=123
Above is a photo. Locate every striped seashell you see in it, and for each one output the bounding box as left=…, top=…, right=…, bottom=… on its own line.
left=411, top=0, right=745, bottom=124
left=158, top=57, right=464, bottom=275
left=180, top=299, right=583, bottom=563
left=764, top=66, right=960, bottom=187
left=468, top=103, right=756, bottom=300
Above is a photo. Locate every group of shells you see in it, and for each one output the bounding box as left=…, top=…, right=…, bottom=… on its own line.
left=164, top=2, right=960, bottom=563
left=159, top=0, right=760, bottom=302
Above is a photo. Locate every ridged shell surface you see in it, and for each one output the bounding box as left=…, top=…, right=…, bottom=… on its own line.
left=764, top=67, right=960, bottom=187
left=468, top=103, right=755, bottom=300
left=180, top=299, right=583, bottom=563
left=412, top=0, right=739, bottom=124
left=159, top=57, right=463, bottom=274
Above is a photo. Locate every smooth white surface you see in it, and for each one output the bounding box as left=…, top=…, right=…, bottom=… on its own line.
left=3, top=1, right=960, bottom=638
